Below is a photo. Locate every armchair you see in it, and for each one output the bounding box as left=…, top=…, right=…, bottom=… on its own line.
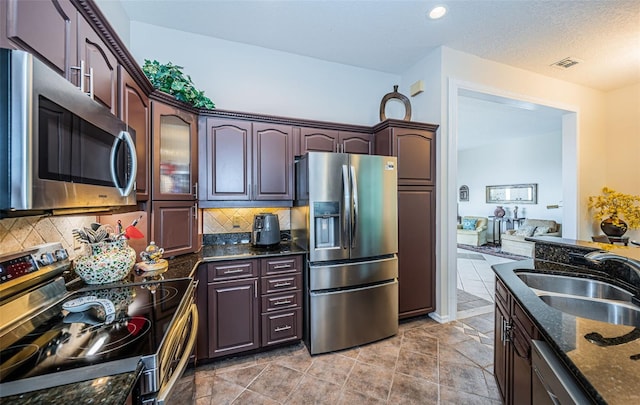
left=457, top=216, right=488, bottom=246
left=501, top=218, right=561, bottom=257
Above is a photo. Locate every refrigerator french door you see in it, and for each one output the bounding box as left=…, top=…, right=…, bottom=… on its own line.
left=294, top=152, right=399, bottom=354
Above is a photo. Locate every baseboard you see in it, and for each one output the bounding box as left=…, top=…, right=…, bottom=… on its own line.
left=428, top=312, right=449, bottom=323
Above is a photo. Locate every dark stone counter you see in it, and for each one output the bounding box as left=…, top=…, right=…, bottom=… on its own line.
left=493, top=238, right=640, bottom=404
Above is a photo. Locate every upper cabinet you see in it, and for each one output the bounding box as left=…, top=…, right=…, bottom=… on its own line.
left=152, top=100, right=198, bottom=201
left=2, top=0, right=78, bottom=77
left=199, top=117, right=293, bottom=203
left=297, top=127, right=372, bottom=155
left=77, top=16, right=117, bottom=114
left=374, top=121, right=437, bottom=186
left=118, top=66, right=150, bottom=201
left=2, top=0, right=118, bottom=112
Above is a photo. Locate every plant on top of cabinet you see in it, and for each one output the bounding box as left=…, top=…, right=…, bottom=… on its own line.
left=142, top=60, right=215, bottom=109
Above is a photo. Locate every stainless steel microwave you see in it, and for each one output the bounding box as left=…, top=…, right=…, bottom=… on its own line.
left=0, top=49, right=137, bottom=217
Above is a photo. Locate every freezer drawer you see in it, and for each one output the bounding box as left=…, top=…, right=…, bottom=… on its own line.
left=309, top=279, right=398, bottom=354
left=309, top=255, right=398, bottom=290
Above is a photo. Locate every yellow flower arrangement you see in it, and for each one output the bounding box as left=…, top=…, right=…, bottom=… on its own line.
left=588, top=187, right=640, bottom=229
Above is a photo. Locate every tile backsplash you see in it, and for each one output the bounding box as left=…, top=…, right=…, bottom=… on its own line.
left=202, top=208, right=290, bottom=234
left=0, top=215, right=97, bottom=257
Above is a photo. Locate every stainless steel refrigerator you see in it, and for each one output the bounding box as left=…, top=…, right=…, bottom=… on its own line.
left=292, top=152, right=398, bottom=354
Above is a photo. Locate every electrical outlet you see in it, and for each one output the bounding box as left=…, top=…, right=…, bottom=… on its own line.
left=232, top=215, right=241, bottom=228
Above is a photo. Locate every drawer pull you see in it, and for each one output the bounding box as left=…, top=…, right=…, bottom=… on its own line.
left=273, top=264, right=291, bottom=269
left=274, top=325, right=292, bottom=332
left=224, top=269, right=245, bottom=274
left=273, top=282, right=291, bottom=287
left=273, top=299, right=292, bottom=306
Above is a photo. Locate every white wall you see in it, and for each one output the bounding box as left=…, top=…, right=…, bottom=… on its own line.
left=604, top=82, right=640, bottom=241
left=129, top=22, right=399, bottom=126
left=94, top=0, right=131, bottom=47
left=457, top=132, right=564, bottom=238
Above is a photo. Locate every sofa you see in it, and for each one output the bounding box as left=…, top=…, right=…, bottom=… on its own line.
left=457, top=216, right=489, bottom=246
left=501, top=218, right=561, bottom=257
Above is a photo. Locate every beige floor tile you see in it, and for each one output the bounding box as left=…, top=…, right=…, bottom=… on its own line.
left=439, top=361, right=490, bottom=398
left=306, top=353, right=356, bottom=385
left=246, top=363, right=303, bottom=402
left=216, top=363, right=268, bottom=388
left=388, top=372, right=439, bottom=404
left=232, top=389, right=280, bottom=405
left=344, top=361, right=394, bottom=401
left=286, top=374, right=343, bottom=404
left=395, top=349, right=438, bottom=383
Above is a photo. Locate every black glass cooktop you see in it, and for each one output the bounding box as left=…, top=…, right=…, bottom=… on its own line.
left=0, top=278, right=192, bottom=396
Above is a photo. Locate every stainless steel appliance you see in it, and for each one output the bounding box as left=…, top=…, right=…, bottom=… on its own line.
left=0, top=48, right=137, bottom=218
left=252, top=213, right=281, bottom=247
left=531, top=340, right=590, bottom=405
left=292, top=152, right=398, bottom=354
left=0, top=243, right=197, bottom=404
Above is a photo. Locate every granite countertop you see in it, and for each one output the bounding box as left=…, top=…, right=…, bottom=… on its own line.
left=8, top=242, right=307, bottom=404
left=493, top=238, right=640, bottom=405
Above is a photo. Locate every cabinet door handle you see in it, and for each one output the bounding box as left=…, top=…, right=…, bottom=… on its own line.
left=254, top=280, right=258, bottom=298
left=273, top=299, right=292, bottom=306
left=70, top=60, right=85, bottom=92
left=193, top=182, right=198, bottom=199
left=223, top=269, right=245, bottom=274
left=273, top=264, right=291, bottom=269
left=274, top=325, right=292, bottom=332
left=87, top=67, right=94, bottom=99
left=273, top=281, right=291, bottom=288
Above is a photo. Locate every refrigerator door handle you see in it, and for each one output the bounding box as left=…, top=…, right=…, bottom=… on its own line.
left=350, top=165, right=358, bottom=249
left=342, top=164, right=350, bottom=250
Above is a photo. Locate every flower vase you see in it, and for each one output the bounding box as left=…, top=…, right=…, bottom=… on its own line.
left=600, top=217, right=628, bottom=237
left=494, top=206, right=506, bottom=218
left=74, top=240, right=136, bottom=284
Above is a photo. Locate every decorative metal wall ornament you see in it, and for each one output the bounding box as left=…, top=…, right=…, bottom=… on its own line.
left=379, top=85, right=412, bottom=121
left=459, top=185, right=469, bottom=202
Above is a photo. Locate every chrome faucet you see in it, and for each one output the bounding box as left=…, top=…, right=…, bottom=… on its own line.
left=585, top=251, right=640, bottom=278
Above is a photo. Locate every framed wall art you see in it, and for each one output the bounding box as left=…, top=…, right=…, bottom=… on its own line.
left=486, top=183, right=537, bottom=204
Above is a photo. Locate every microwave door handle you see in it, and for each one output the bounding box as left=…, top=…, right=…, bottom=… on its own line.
left=350, top=165, right=358, bottom=249
left=341, top=164, right=350, bottom=250
left=109, top=131, right=137, bottom=197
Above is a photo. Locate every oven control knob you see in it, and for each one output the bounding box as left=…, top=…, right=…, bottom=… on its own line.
left=55, top=249, right=69, bottom=261
left=39, top=252, right=57, bottom=266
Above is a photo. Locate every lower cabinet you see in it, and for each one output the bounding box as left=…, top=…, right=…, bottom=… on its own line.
left=197, top=254, right=303, bottom=360
left=494, top=277, right=540, bottom=405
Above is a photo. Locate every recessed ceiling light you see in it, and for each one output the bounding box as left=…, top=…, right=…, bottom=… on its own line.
left=428, top=6, right=447, bottom=20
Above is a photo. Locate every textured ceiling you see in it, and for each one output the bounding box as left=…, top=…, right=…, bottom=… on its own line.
left=119, top=0, right=640, bottom=92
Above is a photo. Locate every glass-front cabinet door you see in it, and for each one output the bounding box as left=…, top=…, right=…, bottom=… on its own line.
left=152, top=101, right=198, bottom=200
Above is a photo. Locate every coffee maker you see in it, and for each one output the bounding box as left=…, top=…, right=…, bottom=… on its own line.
left=252, top=213, right=280, bottom=247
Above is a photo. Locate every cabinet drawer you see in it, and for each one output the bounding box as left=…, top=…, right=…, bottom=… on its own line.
left=261, top=308, right=302, bottom=346
left=512, top=299, right=537, bottom=339
left=261, top=256, right=302, bottom=275
left=208, top=260, right=258, bottom=282
left=495, top=277, right=509, bottom=308
left=261, top=291, right=302, bottom=312
left=261, top=273, right=302, bottom=294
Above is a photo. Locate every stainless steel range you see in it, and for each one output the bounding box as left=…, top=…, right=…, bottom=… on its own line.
left=0, top=243, right=197, bottom=404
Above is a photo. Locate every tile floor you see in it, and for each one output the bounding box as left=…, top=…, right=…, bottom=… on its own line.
left=192, top=250, right=515, bottom=404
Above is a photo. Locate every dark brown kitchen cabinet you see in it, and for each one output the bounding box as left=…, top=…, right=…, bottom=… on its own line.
left=397, top=186, right=435, bottom=317
left=2, top=0, right=118, bottom=113
left=253, top=122, right=294, bottom=200
left=297, top=127, right=372, bottom=155
left=77, top=16, right=117, bottom=114
left=196, top=255, right=303, bottom=360
left=199, top=118, right=293, bottom=202
left=152, top=101, right=198, bottom=201
left=150, top=200, right=198, bottom=257
left=1, top=0, right=78, bottom=77
left=118, top=66, right=150, bottom=201
left=494, top=278, right=540, bottom=405
left=374, top=122, right=436, bottom=186
left=374, top=119, right=439, bottom=319
left=204, top=259, right=260, bottom=358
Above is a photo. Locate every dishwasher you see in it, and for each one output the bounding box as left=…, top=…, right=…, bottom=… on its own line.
left=531, top=340, right=592, bottom=404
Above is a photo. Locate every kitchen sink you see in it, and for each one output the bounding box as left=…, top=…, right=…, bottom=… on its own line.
left=538, top=295, right=640, bottom=327
left=516, top=272, right=634, bottom=302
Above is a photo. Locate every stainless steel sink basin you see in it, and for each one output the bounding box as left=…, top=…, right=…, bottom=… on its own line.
left=516, top=272, right=634, bottom=302
left=538, top=295, right=640, bottom=327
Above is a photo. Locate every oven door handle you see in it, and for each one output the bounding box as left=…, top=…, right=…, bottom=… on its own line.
left=109, top=130, right=137, bottom=197
left=155, top=303, right=198, bottom=405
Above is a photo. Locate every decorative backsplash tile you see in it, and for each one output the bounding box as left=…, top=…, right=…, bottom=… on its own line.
left=0, top=215, right=97, bottom=257
left=202, top=208, right=290, bottom=234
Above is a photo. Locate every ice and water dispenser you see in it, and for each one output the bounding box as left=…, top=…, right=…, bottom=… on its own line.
left=313, top=202, right=340, bottom=249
